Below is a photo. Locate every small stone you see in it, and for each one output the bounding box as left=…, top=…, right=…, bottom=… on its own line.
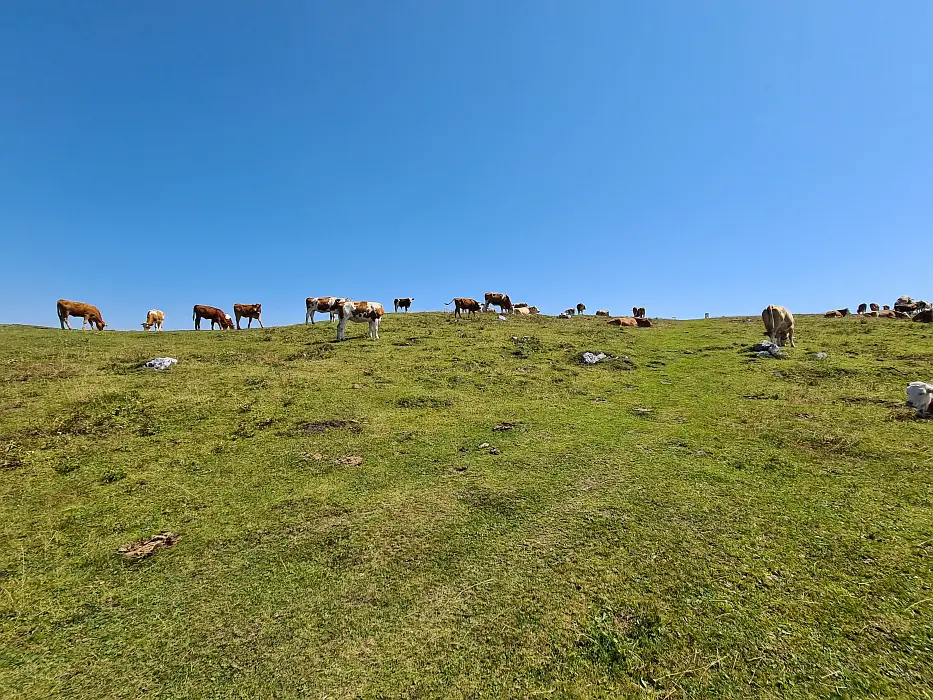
left=488, top=448, right=500, bottom=455
left=478, top=443, right=490, bottom=449
left=812, top=352, right=828, bottom=359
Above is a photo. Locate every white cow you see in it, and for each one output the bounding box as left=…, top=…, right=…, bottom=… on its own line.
left=761, top=305, right=795, bottom=347
left=336, top=301, right=384, bottom=341
left=906, top=382, right=933, bottom=417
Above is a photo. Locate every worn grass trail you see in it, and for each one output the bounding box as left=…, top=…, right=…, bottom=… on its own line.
left=0, top=314, right=931, bottom=698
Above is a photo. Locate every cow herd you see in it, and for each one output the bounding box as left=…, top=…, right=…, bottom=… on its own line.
left=823, top=296, right=933, bottom=322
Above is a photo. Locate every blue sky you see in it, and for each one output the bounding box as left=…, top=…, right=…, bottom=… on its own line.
left=2, top=1, right=931, bottom=329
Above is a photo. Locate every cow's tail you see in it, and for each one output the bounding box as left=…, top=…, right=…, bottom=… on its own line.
left=444, top=299, right=455, bottom=306
left=192, top=307, right=197, bottom=322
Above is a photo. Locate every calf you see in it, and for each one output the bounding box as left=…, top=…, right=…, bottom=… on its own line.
left=335, top=301, right=384, bottom=341
left=57, top=299, right=106, bottom=330
left=393, top=297, right=413, bottom=313
left=305, top=297, right=345, bottom=324
left=193, top=304, right=234, bottom=330
left=608, top=317, right=638, bottom=327
left=484, top=292, right=514, bottom=314
left=595, top=309, right=610, bottom=317
left=141, top=309, right=165, bottom=331
left=762, top=305, right=795, bottom=347
left=857, top=303, right=867, bottom=314
left=906, top=382, right=933, bottom=417
left=576, top=303, right=586, bottom=315
left=234, top=303, right=263, bottom=329
left=445, top=297, right=481, bottom=318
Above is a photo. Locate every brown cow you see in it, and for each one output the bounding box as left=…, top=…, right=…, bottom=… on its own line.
left=595, top=309, right=610, bottom=317
left=857, top=303, right=867, bottom=314
left=913, top=309, right=933, bottom=323
left=393, top=297, right=413, bottom=313
left=445, top=297, right=481, bottom=318
left=869, top=303, right=880, bottom=311
left=193, top=304, right=234, bottom=330
left=483, top=292, right=514, bottom=314
left=608, top=317, right=638, bottom=327
left=635, top=317, right=652, bottom=327
left=305, top=297, right=346, bottom=324
left=762, top=305, right=795, bottom=347
left=233, top=303, right=263, bottom=329
left=824, top=308, right=849, bottom=318
left=57, top=299, right=106, bottom=330
left=576, top=303, right=586, bottom=315
left=335, top=300, right=384, bottom=341
left=141, top=309, right=165, bottom=331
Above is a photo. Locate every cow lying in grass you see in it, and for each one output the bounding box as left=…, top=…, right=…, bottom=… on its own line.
left=608, top=317, right=651, bottom=327
left=336, top=301, right=384, bottom=341
left=57, top=299, right=106, bottom=330
left=906, top=382, right=933, bottom=417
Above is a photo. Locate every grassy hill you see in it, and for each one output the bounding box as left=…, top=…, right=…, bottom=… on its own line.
left=1, top=314, right=931, bottom=698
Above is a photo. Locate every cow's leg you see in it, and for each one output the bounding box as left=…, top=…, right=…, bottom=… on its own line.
left=336, top=317, right=347, bottom=341
left=246, top=318, right=252, bottom=329
left=788, top=328, right=795, bottom=348
left=257, top=318, right=263, bottom=328
left=81, top=317, right=88, bottom=330
left=236, top=315, right=242, bottom=330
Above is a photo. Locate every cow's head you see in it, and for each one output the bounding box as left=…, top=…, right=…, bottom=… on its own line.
left=141, top=322, right=152, bottom=330
left=907, top=382, right=933, bottom=416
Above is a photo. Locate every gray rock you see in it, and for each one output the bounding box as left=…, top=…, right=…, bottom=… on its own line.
left=582, top=352, right=608, bottom=365
left=144, top=357, right=177, bottom=370
left=813, top=352, right=828, bottom=359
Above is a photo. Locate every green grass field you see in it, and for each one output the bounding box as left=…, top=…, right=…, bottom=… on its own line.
left=1, top=314, right=931, bottom=698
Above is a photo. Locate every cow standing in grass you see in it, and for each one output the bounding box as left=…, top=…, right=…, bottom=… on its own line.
left=306, top=297, right=345, bottom=324
left=576, top=303, right=586, bottom=315
left=234, top=303, right=263, bottom=329
left=445, top=298, right=481, bottom=318
left=193, top=305, right=234, bottom=330
left=141, top=309, right=165, bottom=331
left=57, top=299, right=106, bottom=330
left=484, top=292, right=514, bottom=314
left=762, top=305, right=795, bottom=347
left=393, top=298, right=413, bottom=312
left=335, top=301, right=384, bottom=341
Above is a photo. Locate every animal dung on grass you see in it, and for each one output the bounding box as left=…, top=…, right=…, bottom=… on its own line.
left=118, top=532, right=179, bottom=559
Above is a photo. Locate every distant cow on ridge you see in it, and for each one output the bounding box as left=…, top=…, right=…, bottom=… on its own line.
left=870, top=303, right=880, bottom=311
left=141, top=309, right=165, bottom=331
left=633, top=307, right=647, bottom=318
left=576, top=303, right=586, bottom=315
left=193, top=305, right=234, bottom=330
left=393, top=298, right=413, bottom=312
left=762, top=305, right=795, bottom=347
left=335, top=300, right=384, bottom=341
left=57, top=299, right=106, bottom=330
left=445, top=298, right=481, bottom=318
left=305, top=297, right=345, bottom=324
left=484, top=292, right=514, bottom=314
left=595, top=310, right=610, bottom=317
left=857, top=303, right=867, bottom=314
left=234, top=303, right=263, bottom=329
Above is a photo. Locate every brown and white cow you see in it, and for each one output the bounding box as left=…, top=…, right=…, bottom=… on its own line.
left=608, top=317, right=637, bottom=327
left=445, top=297, right=481, bottom=318
left=563, top=308, right=576, bottom=317
left=234, top=303, right=263, bottom=329
left=57, top=299, right=106, bottom=330
left=857, top=303, right=867, bottom=314
left=305, top=297, right=346, bottom=324
left=762, top=305, right=795, bottom=347
left=514, top=302, right=529, bottom=309
left=393, top=297, right=413, bottom=313
left=576, top=303, right=586, bottom=315
left=141, top=309, right=165, bottom=331
left=528, top=306, right=540, bottom=315
left=483, top=292, right=514, bottom=314
left=335, top=300, right=384, bottom=341
left=824, top=308, right=850, bottom=318
left=595, top=309, right=610, bottom=317
left=913, top=309, right=933, bottom=323
left=193, top=304, right=234, bottom=330
left=869, top=303, right=880, bottom=312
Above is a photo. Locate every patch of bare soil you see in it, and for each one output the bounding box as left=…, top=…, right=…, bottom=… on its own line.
left=118, top=532, right=179, bottom=559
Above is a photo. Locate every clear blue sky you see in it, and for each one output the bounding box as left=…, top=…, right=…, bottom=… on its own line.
left=2, top=2, right=931, bottom=329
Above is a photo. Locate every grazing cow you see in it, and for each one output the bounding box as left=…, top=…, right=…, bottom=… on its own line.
left=595, top=310, right=610, bottom=317
left=305, top=297, right=346, bottom=324
left=870, top=303, right=880, bottom=311
left=141, top=309, right=165, bottom=331
left=193, top=304, right=234, bottom=330
left=894, top=296, right=917, bottom=314
left=761, top=305, right=795, bottom=347
left=906, top=382, right=933, bottom=417
left=234, top=303, right=263, bottom=329
left=857, top=303, right=867, bottom=314
left=824, top=308, right=849, bottom=318
left=608, top=317, right=638, bottom=327
left=528, top=306, right=540, bottom=315
left=514, top=306, right=531, bottom=315
left=576, top=303, right=586, bottom=315
left=57, top=299, right=106, bottom=330
left=913, top=309, right=933, bottom=323
left=484, top=292, right=514, bottom=314
left=393, top=297, right=413, bottom=313
left=335, top=300, right=384, bottom=341
left=635, top=317, right=652, bottom=327
left=445, top=297, right=481, bottom=318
